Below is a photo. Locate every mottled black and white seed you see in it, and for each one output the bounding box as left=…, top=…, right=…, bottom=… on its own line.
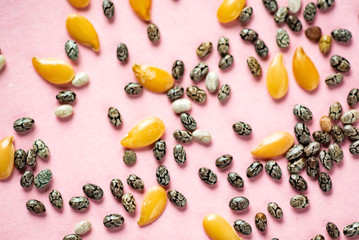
left=294, top=122, right=311, bottom=146
left=331, top=124, right=345, bottom=144
left=124, top=82, right=143, bottom=95
left=227, top=172, right=244, bottom=189
left=317, top=0, right=334, bottom=10
left=233, top=122, right=252, bottom=136
left=306, top=156, right=319, bottom=178
left=156, top=165, right=170, bottom=187
left=218, top=55, right=234, bottom=70
left=167, top=86, right=184, bottom=101
left=215, top=154, right=233, bottom=169
left=186, top=85, right=207, bottom=103
left=303, top=2, right=317, bottom=23
left=289, top=174, right=307, bottom=192
left=287, top=158, right=306, bottom=174
left=126, top=174, right=144, bottom=191
left=103, top=214, right=125, bottom=228
left=312, top=131, right=331, bottom=146
left=147, top=23, right=160, bottom=42
left=26, top=149, right=36, bottom=168
left=217, top=84, right=231, bottom=102
left=240, top=28, right=258, bottom=42
left=290, top=194, right=309, bottom=208
left=341, top=109, right=359, bottom=124
left=14, top=149, right=26, bottom=170
left=108, top=107, right=122, bottom=127
left=172, top=60, right=184, bottom=80
left=329, top=101, right=342, bottom=121
left=153, top=139, right=166, bottom=161
left=56, top=90, right=76, bottom=104
left=286, top=144, right=304, bottom=161
left=286, top=14, right=302, bottom=32
left=267, top=202, right=283, bottom=219
left=319, top=150, right=333, bottom=170
left=344, top=125, right=359, bottom=142
left=33, top=139, right=50, bottom=159
left=167, top=190, right=187, bottom=208
left=318, top=172, right=332, bottom=192
left=63, top=234, right=82, bottom=240
left=276, top=28, right=290, bottom=48
left=328, top=143, right=343, bottom=163
left=262, top=0, right=278, bottom=13
left=349, top=140, right=359, bottom=155
left=49, top=189, right=63, bottom=210
left=229, top=197, right=249, bottom=211
left=274, top=7, right=289, bottom=24
left=304, top=141, right=321, bottom=157
left=246, top=161, right=263, bottom=178
left=110, top=178, right=124, bottom=200
left=26, top=199, right=46, bottom=214
left=330, top=55, right=351, bottom=73
left=247, top=56, right=262, bottom=77
left=325, top=73, right=343, bottom=87
left=254, top=39, right=269, bottom=58
left=116, top=43, right=128, bottom=62
left=102, top=0, right=114, bottom=19
left=343, top=222, right=359, bottom=237
left=173, top=130, right=193, bottom=143
left=20, top=170, right=34, bottom=189
left=173, top=144, right=186, bottom=164
left=34, top=169, right=52, bottom=189
left=233, top=219, right=252, bottom=235
left=255, top=212, right=267, bottom=232
left=265, top=160, right=282, bottom=180
left=69, top=196, right=90, bottom=211
left=217, top=36, right=229, bottom=56
left=239, top=6, right=253, bottom=23
left=198, top=167, right=217, bottom=185
left=13, top=117, right=34, bottom=133
left=312, top=234, right=325, bottom=240
left=65, top=40, right=79, bottom=61
left=190, top=62, right=208, bottom=82
left=121, top=193, right=136, bottom=213
left=196, top=41, right=212, bottom=58
left=293, top=104, right=313, bottom=122
left=326, top=222, right=340, bottom=238
left=347, top=88, right=359, bottom=107
left=83, top=183, right=104, bottom=200
left=180, top=113, right=197, bottom=131
left=123, top=150, right=136, bottom=166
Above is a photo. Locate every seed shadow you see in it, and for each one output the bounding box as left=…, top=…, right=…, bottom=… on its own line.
left=91, top=197, right=104, bottom=205
left=56, top=113, right=74, bottom=122
left=247, top=172, right=264, bottom=182
left=15, top=126, right=36, bottom=136
left=291, top=204, right=311, bottom=214
left=106, top=225, right=125, bottom=232
left=37, top=181, right=52, bottom=193
left=27, top=211, right=47, bottom=217
left=272, top=91, right=289, bottom=103
left=150, top=38, right=161, bottom=47
left=232, top=207, right=250, bottom=215
left=219, top=21, right=239, bottom=29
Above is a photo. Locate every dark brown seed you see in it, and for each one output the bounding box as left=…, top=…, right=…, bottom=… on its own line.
left=121, top=193, right=136, bottom=213
left=331, top=28, right=352, bottom=43
left=233, top=219, right=252, bottom=235
left=303, top=2, right=317, bottom=23
left=286, top=14, right=302, bottom=32
left=56, top=90, right=76, bottom=104
left=287, top=158, right=306, bottom=174
left=305, top=26, right=322, bottom=41
left=318, top=172, right=332, bottom=192
left=110, top=178, right=124, bottom=200
left=147, top=23, right=160, bottom=42
left=330, top=55, right=351, bottom=73
left=82, top=183, right=104, bottom=200
left=13, top=117, right=35, bottom=133
left=103, top=214, right=125, bottom=228
left=123, top=150, right=136, bottom=166
left=69, top=196, right=90, bottom=211
left=198, top=167, right=217, bottom=185
left=239, top=6, right=253, bottom=23
left=26, top=149, right=36, bottom=168
left=329, top=102, right=342, bottom=121
left=326, top=222, right=340, bottom=238
left=26, top=199, right=46, bottom=214
left=108, top=107, right=122, bottom=127
left=167, top=190, right=187, bottom=208
left=14, top=149, right=26, bottom=170
left=293, top=104, right=313, bottom=122
left=286, top=144, right=304, bottom=161
left=240, top=28, right=258, bottom=42
left=190, top=62, right=208, bottom=82
left=289, top=174, right=307, bottom=192
left=173, top=144, right=186, bottom=164
left=167, top=86, right=184, bottom=101
left=180, top=113, right=197, bottom=131
left=254, top=39, right=269, bottom=58
left=311, top=234, right=325, bottom=240
left=172, top=60, right=184, bottom=80
left=255, top=212, right=267, bottom=232
left=349, top=140, right=359, bottom=155
left=153, top=139, right=166, bottom=161
left=262, top=0, right=278, bottom=13
left=328, top=143, right=343, bottom=163
left=217, top=36, right=229, bottom=56
left=247, top=56, right=262, bottom=77
left=265, top=160, right=282, bottom=180
left=233, top=122, right=252, bottom=136
left=246, top=161, right=263, bottom=178
left=227, top=172, right=244, bottom=189
left=173, top=130, right=192, bottom=143
left=215, top=154, right=233, bottom=169
left=156, top=165, right=170, bottom=187
left=312, top=131, right=331, bottom=146
left=116, top=43, right=128, bottom=62
left=218, top=54, right=234, bottom=70
left=229, top=197, right=250, bottom=211
left=49, top=190, right=63, bottom=210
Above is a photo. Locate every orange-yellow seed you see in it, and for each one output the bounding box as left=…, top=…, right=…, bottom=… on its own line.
left=203, top=214, right=241, bottom=240
left=266, top=53, right=288, bottom=99
left=320, top=116, right=332, bottom=133
left=129, top=0, right=151, bottom=21
left=217, top=0, right=246, bottom=23
left=0, top=136, right=15, bottom=180
left=67, top=0, right=90, bottom=8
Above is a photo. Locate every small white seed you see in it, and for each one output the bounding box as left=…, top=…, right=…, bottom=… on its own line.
left=341, top=109, right=359, bottom=124
left=288, top=0, right=301, bottom=13
left=205, top=71, right=219, bottom=93
left=72, top=72, right=89, bottom=87
left=193, top=129, right=211, bottom=144
left=0, top=55, right=5, bottom=71
left=55, top=104, right=73, bottom=118
left=74, top=220, right=92, bottom=235
left=172, top=98, right=192, bottom=114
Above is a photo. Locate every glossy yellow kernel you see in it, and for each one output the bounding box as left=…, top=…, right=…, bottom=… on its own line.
left=251, top=132, right=295, bottom=159
left=129, top=0, right=151, bottom=21
left=0, top=136, right=15, bottom=180
left=266, top=53, right=288, bottom=99
left=292, top=46, right=319, bottom=91
left=217, top=0, right=246, bottom=23
left=132, top=64, right=174, bottom=93
left=203, top=214, right=241, bottom=240
left=137, top=186, right=167, bottom=226
left=121, top=117, right=165, bottom=148
left=68, top=0, right=90, bottom=8
left=66, top=14, right=100, bottom=52
left=32, top=57, right=75, bottom=85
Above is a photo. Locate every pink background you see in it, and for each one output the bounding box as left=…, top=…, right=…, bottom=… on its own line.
left=0, top=0, right=359, bottom=239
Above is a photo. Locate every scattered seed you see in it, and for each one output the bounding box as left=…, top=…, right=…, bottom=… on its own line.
left=320, top=116, right=332, bottom=133
left=110, top=178, right=124, bottom=200
left=286, top=144, right=304, bottom=161
left=20, top=170, right=34, bottom=189
left=293, top=104, right=313, bottom=122
left=229, top=197, right=250, bottom=211
left=217, top=36, right=229, bottom=56
left=247, top=56, right=262, bottom=77
left=254, top=39, right=269, bottom=58
left=55, top=104, right=73, bottom=118
left=72, top=72, right=89, bottom=87
left=26, top=199, right=46, bottom=214
left=319, top=150, right=333, bottom=170
left=196, top=41, right=212, bottom=58
left=319, top=35, right=332, bottom=54
left=26, top=149, right=36, bottom=167
left=343, top=222, right=359, bottom=237
left=294, top=122, right=311, bottom=146
left=172, top=60, right=184, bottom=80
left=329, top=102, right=342, bottom=121
left=304, top=142, right=321, bottom=157
left=303, top=2, right=317, bottom=23
left=0, top=54, right=4, bottom=70
left=239, top=6, right=253, bottom=23
left=33, top=139, right=50, bottom=159
left=290, top=194, right=309, bottom=208
left=147, top=23, right=160, bottom=42
left=331, top=28, right=352, bottom=42
left=233, top=122, right=252, bottom=136
left=255, top=212, right=267, bottom=232
left=167, top=86, right=184, bottom=101
left=287, top=158, right=306, bottom=174
left=217, top=84, right=231, bottom=102
left=233, top=219, right=252, bottom=235
left=74, top=220, right=92, bottom=235
left=240, top=28, right=258, bottom=42
left=83, top=183, right=104, bottom=200
left=156, top=165, right=170, bottom=187
left=180, top=113, right=197, bottom=131
left=63, top=234, right=82, bottom=240
left=65, top=40, right=79, bottom=61
left=69, top=196, right=90, bottom=211
left=126, top=174, right=144, bottom=191
left=276, top=28, right=290, bottom=48
left=349, top=140, right=359, bottom=155
left=49, top=189, right=64, bottom=210
left=102, top=0, right=114, bottom=19
left=246, top=161, right=263, bottom=178
left=172, top=98, right=192, bottom=114
left=305, top=26, right=322, bottom=42
left=313, top=131, right=331, bottom=146
left=14, top=149, right=26, bottom=170
left=347, top=88, right=359, bottom=107
left=262, top=0, right=278, bottom=13
left=121, top=193, right=136, bottom=213
left=344, top=125, right=359, bottom=141
left=267, top=202, right=283, bottom=219
left=123, top=150, right=136, bottom=166
left=173, top=130, right=192, bottom=143
left=124, top=82, right=143, bottom=95
left=116, top=43, right=128, bottom=62
left=108, top=107, right=122, bottom=127
left=34, top=169, right=52, bottom=189
left=218, top=54, right=234, bottom=70
left=289, top=174, right=307, bottom=192
left=13, top=117, right=35, bottom=133
left=306, top=156, right=319, bottom=178
left=311, top=234, right=325, bottom=240
left=289, top=0, right=301, bottom=13
left=103, top=214, right=125, bottom=228
left=56, top=90, right=76, bottom=104
left=227, top=172, right=244, bottom=189
left=198, top=167, right=217, bottom=185
left=153, top=139, right=166, bottom=161
left=167, top=190, right=187, bottom=208
left=286, top=14, right=302, bottom=32
left=317, top=0, right=334, bottom=10
left=318, top=172, right=332, bottom=192
left=330, top=55, right=351, bottom=73
left=193, top=129, right=211, bottom=144
left=326, top=222, right=340, bottom=238
left=215, top=154, right=233, bottom=169
left=341, top=109, right=359, bottom=124
left=265, top=160, right=282, bottom=180
left=274, top=7, right=289, bottom=24
left=173, top=144, right=186, bottom=164
left=331, top=124, right=344, bottom=143
left=190, top=62, right=208, bottom=82
left=205, top=71, right=219, bottom=93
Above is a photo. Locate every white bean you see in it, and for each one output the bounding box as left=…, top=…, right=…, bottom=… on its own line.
left=172, top=98, right=192, bottom=114
left=74, top=220, right=92, bottom=235
left=288, top=0, right=301, bottom=13
left=205, top=71, right=219, bottom=93
left=0, top=55, right=5, bottom=71
left=55, top=105, right=73, bottom=118
left=193, top=129, right=211, bottom=144
left=72, top=72, right=89, bottom=87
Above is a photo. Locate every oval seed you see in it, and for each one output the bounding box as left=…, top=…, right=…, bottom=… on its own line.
left=218, top=54, right=233, bottom=70
left=287, top=14, right=302, bottom=32
left=287, top=158, right=306, bottom=174
left=26, top=199, right=46, bottom=214
left=344, top=125, right=359, bottom=142
left=318, top=172, right=332, bottom=192
left=49, top=189, right=63, bottom=210
left=196, top=41, right=212, bottom=58
left=325, top=73, right=343, bottom=87
left=306, top=156, right=319, bottom=178
left=153, top=139, right=166, bottom=161
left=190, top=62, right=208, bottom=82
left=187, top=86, right=207, bottom=103
left=254, top=39, right=269, bottom=58
left=110, top=178, right=124, bottom=200
left=305, top=26, right=322, bottom=42
left=26, top=149, right=36, bottom=168
left=331, top=28, right=352, bottom=42
left=205, top=71, right=219, bottom=93
left=69, top=196, right=90, bottom=211
left=173, top=130, right=192, bottom=143
left=74, top=220, right=92, bottom=235
left=317, top=0, right=334, bottom=10
left=72, top=72, right=89, bottom=87
left=63, top=234, right=82, bottom=240
left=255, top=212, right=267, bottom=232
left=233, top=122, right=252, bottom=136
left=180, top=113, right=197, bottom=131
left=326, top=222, right=340, bottom=238
left=329, top=101, right=342, bottom=121
left=276, top=28, right=290, bottom=48
left=347, top=88, right=359, bottom=107
left=167, top=190, right=187, bottom=208
left=229, top=197, right=249, bottom=211
left=167, top=86, right=184, bottom=101
left=289, top=174, right=307, bottom=191
left=246, top=161, right=263, bottom=178
left=293, top=104, right=313, bottom=122
left=320, top=116, right=332, bottom=133
left=341, top=109, right=359, bottom=124
left=108, top=107, right=122, bottom=127
left=56, top=90, right=76, bottom=104
left=262, top=0, right=278, bottom=13
left=127, top=174, right=144, bottom=191
left=33, top=139, right=49, bottom=159
left=172, top=60, right=184, bottom=80
left=13, top=117, right=35, bottom=133
left=123, top=150, right=136, bottom=166
left=240, top=28, right=258, bottom=42
left=304, top=141, right=321, bottom=157
left=233, top=219, right=252, bottom=235
left=274, top=7, right=289, bottom=24
left=20, top=170, right=34, bottom=189
left=172, top=98, right=192, bottom=114
left=349, top=140, right=359, bottom=155
left=215, top=154, right=233, bottom=169
left=312, top=234, right=325, bottom=240
left=331, top=124, right=344, bottom=143
left=286, top=144, right=304, bottom=161
left=55, top=105, right=73, bottom=118
left=294, top=122, right=311, bottom=146
left=319, top=34, right=332, bottom=54
left=173, top=144, right=186, bottom=164
left=290, top=194, right=309, bottom=208
left=313, top=131, right=331, bottom=146
left=198, top=167, right=217, bottom=185
left=34, top=169, right=52, bottom=189
left=156, top=165, right=170, bottom=187
left=65, top=40, right=79, bottom=61
left=124, top=82, right=143, bottom=95
left=319, top=150, right=333, bottom=170
left=239, top=6, right=253, bottom=23
left=83, top=183, right=104, bottom=200
left=116, top=43, right=128, bottom=62
left=330, top=55, right=351, bottom=73
left=289, top=0, right=301, bottom=13
left=343, top=222, right=359, bottom=237
left=121, top=193, right=136, bottom=213
left=247, top=56, right=262, bottom=77
left=14, top=149, right=26, bottom=170
left=267, top=202, right=283, bottom=219
left=193, top=129, right=211, bottom=144
left=102, top=0, right=114, bottom=19
left=227, top=172, right=244, bottom=189
left=303, top=2, right=317, bottom=23
left=103, top=214, right=125, bottom=228
left=265, top=160, right=282, bottom=180
left=217, top=36, right=229, bottom=56
left=147, top=23, right=160, bottom=42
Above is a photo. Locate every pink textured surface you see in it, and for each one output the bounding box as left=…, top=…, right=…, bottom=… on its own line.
left=0, top=0, right=359, bottom=239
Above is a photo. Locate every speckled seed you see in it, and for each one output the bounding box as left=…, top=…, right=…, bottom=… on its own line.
left=167, top=190, right=187, bottom=208
left=190, top=62, right=208, bottom=82
left=306, top=156, right=319, bottom=178
left=349, top=140, right=359, bottom=155
left=193, top=129, right=211, bottom=144
left=329, top=102, right=342, bottom=121
left=83, top=183, right=104, bottom=200
left=347, top=88, right=359, bottom=107
left=290, top=194, right=309, bottom=208
left=262, top=0, right=278, bottom=13
left=331, top=124, right=344, bottom=143
left=198, top=167, right=217, bottom=185
left=233, top=122, right=252, bottom=136
left=255, top=213, right=267, bottom=232
left=172, top=98, right=192, bottom=114
left=289, top=174, right=307, bottom=191
left=239, top=6, right=253, bottom=23
left=320, top=116, right=332, bottom=133
left=65, top=40, right=79, bottom=61
left=325, top=73, right=343, bottom=87
left=26, top=199, right=46, bottom=214
left=126, top=174, right=144, bottom=191
left=305, top=26, right=322, bottom=42
left=49, top=190, right=63, bottom=210
left=319, top=150, right=333, bottom=170
left=303, top=2, right=317, bottom=23
left=102, top=0, right=114, bottom=19
left=156, top=165, right=170, bottom=187
left=287, top=158, right=306, bottom=174
left=72, top=72, right=89, bottom=87
left=205, top=71, right=219, bottom=93
left=227, top=172, right=244, bottom=189
left=318, top=172, right=332, bottom=192
left=254, top=39, right=269, bottom=58
left=14, top=149, right=26, bottom=170
left=304, top=142, right=321, bottom=157
left=110, top=178, right=124, bottom=200
left=173, top=130, right=192, bottom=143
left=343, top=222, right=359, bottom=237
left=196, top=41, right=212, bottom=58
left=246, top=161, right=263, bottom=178
left=287, top=14, right=302, bottom=32
left=172, top=60, right=184, bottom=80
left=123, top=150, right=136, bottom=166
left=265, top=160, right=282, bottom=180
left=317, top=0, right=334, bottom=10
left=247, top=56, right=262, bottom=77
left=327, top=143, right=343, bottom=163
left=267, top=202, right=283, bottom=219
left=153, top=139, right=166, bottom=161
left=294, top=123, right=311, bottom=146
left=234, top=219, right=252, bottom=235
left=167, top=86, right=184, bottom=101
left=331, top=28, right=352, bottom=43
left=13, top=117, right=35, bottom=133
left=276, top=28, right=290, bottom=48
left=173, top=144, right=186, bottom=164
left=26, top=149, right=36, bottom=168
left=108, top=107, right=122, bottom=127
left=218, top=54, right=234, bottom=70
left=116, top=43, right=128, bottom=62
left=75, top=220, right=92, bottom=235
left=124, top=82, right=143, bottom=95
left=312, top=234, right=325, bottom=240
left=215, top=154, right=233, bottom=169
left=56, top=90, right=76, bottom=104
left=341, top=109, right=359, bottom=124
left=240, top=28, right=258, bottom=42
left=293, top=104, right=313, bottom=122
left=289, top=0, right=301, bottom=13
left=34, top=169, right=52, bottom=189
left=319, top=35, right=332, bottom=54
left=147, top=23, right=160, bottom=42
left=218, top=84, right=231, bottom=102
left=69, top=196, right=89, bottom=211
left=330, top=55, right=351, bottom=73
left=103, top=214, right=125, bottom=228
left=55, top=105, right=73, bottom=118
left=312, top=131, right=331, bottom=146
left=217, top=36, right=229, bottom=56
left=274, top=7, right=289, bottom=24
left=121, top=193, right=136, bottom=213
left=286, top=144, right=304, bottom=161
left=344, top=125, right=359, bottom=142
left=229, top=197, right=249, bottom=211
left=63, top=234, right=82, bottom=240
left=180, top=113, right=197, bottom=131
left=20, top=170, right=34, bottom=189
left=326, top=222, right=340, bottom=238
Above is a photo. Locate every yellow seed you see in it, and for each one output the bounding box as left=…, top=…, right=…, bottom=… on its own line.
left=137, top=186, right=167, bottom=226
left=266, top=53, right=288, bottom=99
left=203, top=214, right=241, bottom=240
left=129, top=0, right=151, bottom=21
left=217, top=0, right=246, bottom=23
left=319, top=35, right=332, bottom=54
left=132, top=64, right=174, bottom=93
left=32, top=57, right=75, bottom=85
left=320, top=116, right=332, bottom=133
left=292, top=46, right=319, bottom=91
left=121, top=117, right=165, bottom=148
left=68, top=0, right=90, bottom=8
left=251, top=132, right=295, bottom=159
left=0, top=136, right=15, bottom=180
left=66, top=14, right=100, bottom=52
